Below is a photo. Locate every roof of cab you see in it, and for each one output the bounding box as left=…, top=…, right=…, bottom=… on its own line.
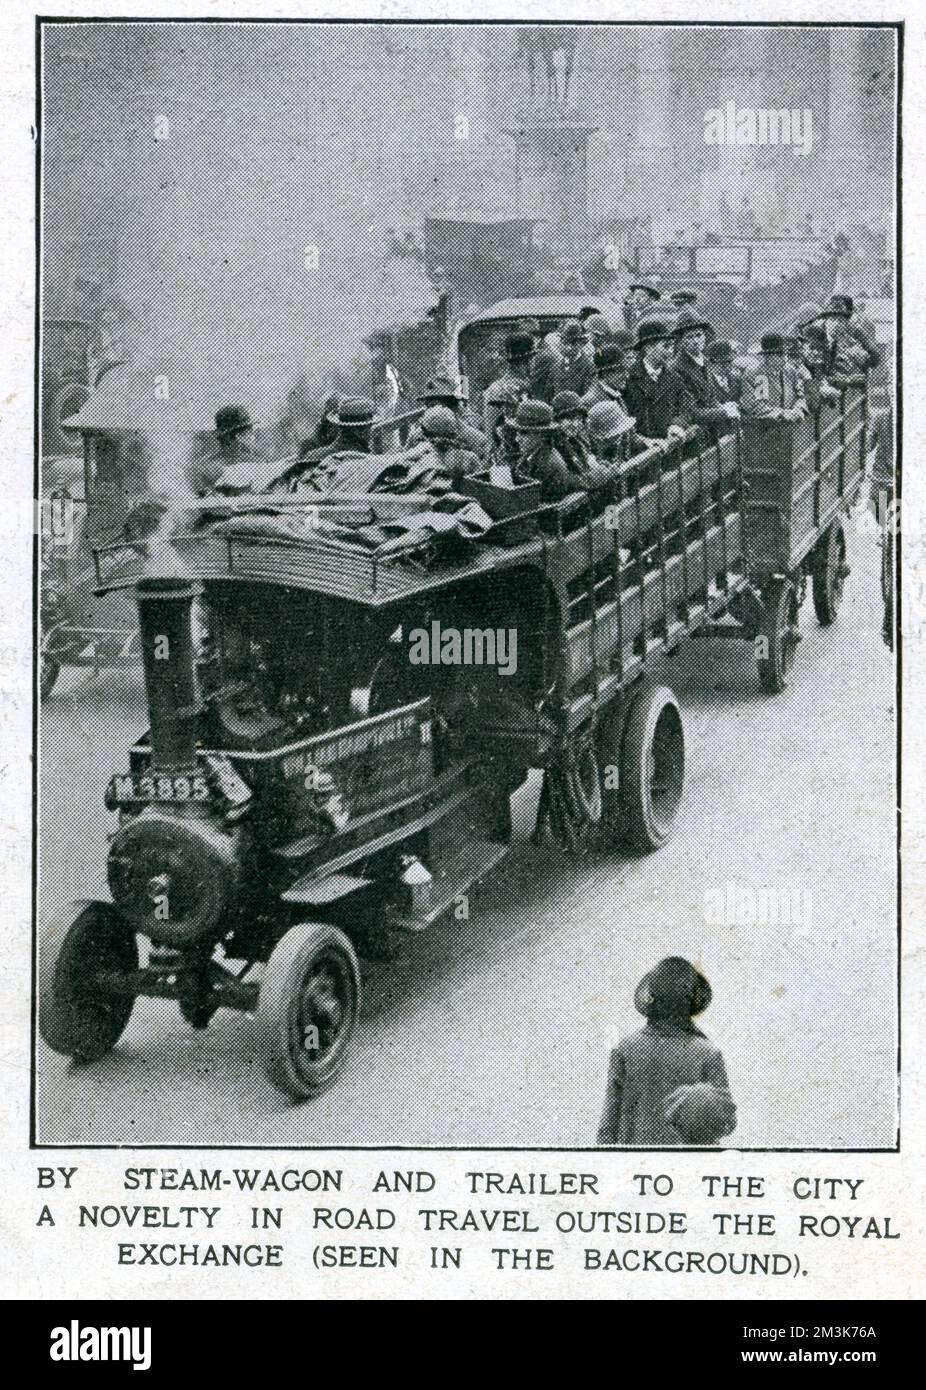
left=459, top=296, right=623, bottom=327
left=65, top=363, right=220, bottom=434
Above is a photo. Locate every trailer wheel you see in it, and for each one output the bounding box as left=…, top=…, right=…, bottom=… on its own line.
left=757, top=579, right=801, bottom=693
left=812, top=519, right=848, bottom=626
left=561, top=745, right=603, bottom=828
left=39, top=903, right=138, bottom=1063
left=619, top=685, right=685, bottom=852
left=258, top=922, right=360, bottom=1101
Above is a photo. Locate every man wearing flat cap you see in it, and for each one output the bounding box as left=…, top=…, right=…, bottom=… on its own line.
left=739, top=336, right=807, bottom=421
left=665, top=311, right=740, bottom=435
left=485, top=380, right=523, bottom=472
left=624, top=317, right=692, bottom=440
left=623, top=279, right=662, bottom=335
left=597, top=956, right=736, bottom=1146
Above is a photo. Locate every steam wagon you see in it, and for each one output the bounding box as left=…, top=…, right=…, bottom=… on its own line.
left=38, top=387, right=866, bottom=1100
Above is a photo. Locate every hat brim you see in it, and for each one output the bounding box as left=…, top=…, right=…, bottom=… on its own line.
left=629, top=284, right=661, bottom=298
left=216, top=422, right=256, bottom=438
left=329, top=414, right=377, bottom=429
left=635, top=966, right=712, bottom=1017
left=674, top=319, right=713, bottom=339
left=418, top=389, right=459, bottom=404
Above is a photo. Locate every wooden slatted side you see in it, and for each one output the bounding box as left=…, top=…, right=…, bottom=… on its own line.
left=564, top=513, right=743, bottom=686
left=558, top=435, right=739, bottom=586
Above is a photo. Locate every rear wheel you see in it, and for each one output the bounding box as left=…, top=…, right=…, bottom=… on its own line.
left=758, top=578, right=801, bottom=693
left=39, top=903, right=138, bottom=1062
left=619, top=685, right=685, bottom=852
left=257, top=922, right=360, bottom=1101
left=812, top=519, right=849, bottom=625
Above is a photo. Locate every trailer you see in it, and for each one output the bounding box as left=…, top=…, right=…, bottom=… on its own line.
left=39, top=389, right=866, bottom=1099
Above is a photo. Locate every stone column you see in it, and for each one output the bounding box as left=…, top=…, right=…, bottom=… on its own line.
left=627, top=26, right=680, bottom=235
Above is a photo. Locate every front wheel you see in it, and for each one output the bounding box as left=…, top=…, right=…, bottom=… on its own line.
left=757, top=578, right=801, bottom=693
left=618, top=685, right=685, bottom=852
left=812, top=519, right=849, bottom=625
left=39, top=902, right=138, bottom=1062
left=257, top=922, right=361, bottom=1101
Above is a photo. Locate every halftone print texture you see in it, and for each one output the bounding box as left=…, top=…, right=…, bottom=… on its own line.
left=36, top=21, right=897, bottom=1149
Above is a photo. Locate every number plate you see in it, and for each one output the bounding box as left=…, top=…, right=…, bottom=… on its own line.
left=107, top=772, right=210, bottom=806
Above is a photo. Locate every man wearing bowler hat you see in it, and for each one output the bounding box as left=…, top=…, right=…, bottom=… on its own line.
left=597, top=956, right=736, bottom=1145
left=512, top=398, right=579, bottom=502
left=624, top=317, right=692, bottom=440
left=666, top=310, right=740, bottom=434
left=483, top=330, right=537, bottom=437
left=193, top=404, right=270, bottom=495
left=285, top=395, right=378, bottom=491
left=815, top=293, right=881, bottom=379
left=580, top=330, right=637, bottom=413
left=706, top=339, right=742, bottom=404
left=551, top=390, right=592, bottom=475
left=740, top=335, right=807, bottom=421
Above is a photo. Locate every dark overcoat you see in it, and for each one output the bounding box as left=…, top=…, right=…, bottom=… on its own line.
left=597, top=1020, right=735, bottom=1145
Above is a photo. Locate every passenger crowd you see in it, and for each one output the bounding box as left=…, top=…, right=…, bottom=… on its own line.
left=193, top=287, right=881, bottom=508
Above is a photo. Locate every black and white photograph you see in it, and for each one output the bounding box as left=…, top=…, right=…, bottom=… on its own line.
left=33, top=17, right=897, bottom=1152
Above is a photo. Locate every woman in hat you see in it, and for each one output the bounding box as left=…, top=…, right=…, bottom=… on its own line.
left=597, top=956, right=736, bottom=1146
